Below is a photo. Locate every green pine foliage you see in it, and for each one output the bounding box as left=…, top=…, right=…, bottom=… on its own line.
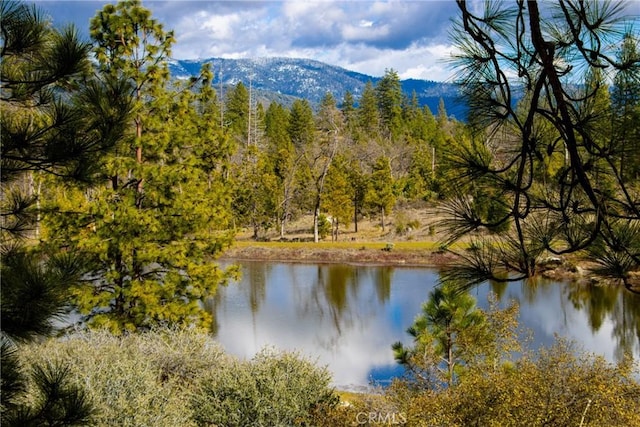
left=442, top=0, right=640, bottom=290
left=44, top=73, right=236, bottom=332
left=366, top=156, right=397, bottom=231
left=42, top=1, right=236, bottom=333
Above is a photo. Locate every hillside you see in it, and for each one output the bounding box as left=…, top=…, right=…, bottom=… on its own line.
left=168, top=57, right=467, bottom=119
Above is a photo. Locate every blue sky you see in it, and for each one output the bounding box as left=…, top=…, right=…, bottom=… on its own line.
left=31, top=1, right=640, bottom=82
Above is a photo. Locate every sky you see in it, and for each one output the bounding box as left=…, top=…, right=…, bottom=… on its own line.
left=32, top=1, right=640, bottom=83
left=32, top=0, right=466, bottom=82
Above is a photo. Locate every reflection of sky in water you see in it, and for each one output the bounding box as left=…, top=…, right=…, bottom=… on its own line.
left=211, top=262, right=640, bottom=389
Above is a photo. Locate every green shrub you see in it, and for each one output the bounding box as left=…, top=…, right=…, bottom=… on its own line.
left=191, top=347, right=338, bottom=427
left=17, top=330, right=340, bottom=427
left=394, top=211, right=421, bottom=236
left=20, top=328, right=230, bottom=427
left=317, top=214, right=332, bottom=240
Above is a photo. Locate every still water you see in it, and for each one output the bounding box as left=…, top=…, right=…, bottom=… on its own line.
left=208, top=261, right=640, bottom=390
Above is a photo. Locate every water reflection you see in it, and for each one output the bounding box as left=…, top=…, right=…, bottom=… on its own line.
left=209, top=262, right=640, bottom=389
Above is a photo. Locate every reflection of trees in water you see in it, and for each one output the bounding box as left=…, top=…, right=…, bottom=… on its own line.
left=293, top=264, right=394, bottom=351
left=473, top=274, right=640, bottom=363
left=374, top=267, right=392, bottom=303
left=243, top=262, right=269, bottom=314
left=567, top=283, right=640, bottom=361
left=204, top=290, right=222, bottom=336
left=205, top=262, right=270, bottom=337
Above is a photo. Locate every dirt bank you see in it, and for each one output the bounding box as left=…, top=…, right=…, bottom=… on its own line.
left=220, top=244, right=457, bottom=268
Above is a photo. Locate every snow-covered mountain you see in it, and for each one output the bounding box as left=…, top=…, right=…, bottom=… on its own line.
left=168, top=57, right=466, bottom=119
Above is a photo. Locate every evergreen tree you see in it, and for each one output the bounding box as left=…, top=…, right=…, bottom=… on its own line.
left=225, top=82, right=250, bottom=144
left=44, top=1, right=235, bottom=332
left=265, top=103, right=301, bottom=237
left=357, top=81, right=380, bottom=138
left=324, top=156, right=352, bottom=241
left=306, top=93, right=342, bottom=242
left=392, top=283, right=488, bottom=387
left=443, top=0, right=640, bottom=291
left=231, top=145, right=278, bottom=240
left=375, top=69, right=404, bottom=139
left=611, top=32, right=640, bottom=182
left=348, top=160, right=368, bottom=233
left=365, top=156, right=396, bottom=232
left=288, top=99, right=315, bottom=148
left=1, top=2, right=131, bottom=424
left=340, top=90, right=356, bottom=125
left=0, top=0, right=113, bottom=337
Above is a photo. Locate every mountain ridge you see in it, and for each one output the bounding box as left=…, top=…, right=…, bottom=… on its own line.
left=168, top=57, right=467, bottom=119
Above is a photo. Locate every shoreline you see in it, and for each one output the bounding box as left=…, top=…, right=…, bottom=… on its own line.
left=220, top=243, right=457, bottom=268
left=219, top=242, right=590, bottom=283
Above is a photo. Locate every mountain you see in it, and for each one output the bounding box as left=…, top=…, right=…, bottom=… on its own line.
left=168, top=57, right=467, bottom=119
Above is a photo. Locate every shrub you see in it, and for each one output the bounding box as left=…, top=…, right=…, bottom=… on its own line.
left=393, top=212, right=421, bottom=236
left=191, top=347, right=338, bottom=426
left=17, top=330, right=340, bottom=427
left=389, top=339, right=640, bottom=426
left=317, top=214, right=332, bottom=240
left=19, top=328, right=230, bottom=427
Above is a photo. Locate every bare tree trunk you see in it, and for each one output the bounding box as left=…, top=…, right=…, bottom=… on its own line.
left=354, top=200, right=359, bottom=233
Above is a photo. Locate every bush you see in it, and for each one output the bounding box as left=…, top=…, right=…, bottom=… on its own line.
left=393, top=211, right=421, bottom=236
left=19, top=329, right=230, bottom=426
left=17, top=329, right=340, bottom=427
left=317, top=214, right=332, bottom=240
left=191, top=347, right=338, bottom=427
left=389, top=339, right=640, bottom=426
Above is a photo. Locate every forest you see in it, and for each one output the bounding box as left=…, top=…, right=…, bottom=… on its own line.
left=1, top=0, right=639, bottom=425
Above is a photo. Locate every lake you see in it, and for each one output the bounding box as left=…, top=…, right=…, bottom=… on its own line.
left=209, top=261, right=640, bottom=390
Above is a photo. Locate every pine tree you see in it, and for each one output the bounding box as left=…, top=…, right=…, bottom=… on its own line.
left=392, top=283, right=488, bottom=387
left=1, top=2, right=130, bottom=424
left=44, top=1, right=235, bottom=332
left=375, top=69, right=404, bottom=140
left=324, top=156, right=353, bottom=241
left=225, top=82, right=250, bottom=144
left=357, top=81, right=380, bottom=139
left=443, top=0, right=640, bottom=291
left=288, top=99, right=315, bottom=148
left=1, top=0, right=132, bottom=340
left=265, top=103, right=300, bottom=237
left=612, top=32, right=640, bottom=182
left=365, top=156, right=396, bottom=232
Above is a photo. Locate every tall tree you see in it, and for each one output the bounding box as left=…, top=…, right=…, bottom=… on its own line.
left=44, top=1, right=235, bottom=332
left=611, top=32, right=640, bottom=182
left=442, top=0, right=640, bottom=292
left=91, top=0, right=174, bottom=196
left=375, top=69, right=404, bottom=139
left=0, top=0, right=132, bottom=346
left=288, top=99, right=315, bottom=148
left=265, top=103, right=301, bottom=237
left=357, top=81, right=381, bottom=139
left=231, top=145, right=278, bottom=240
left=225, top=81, right=250, bottom=144
left=324, top=155, right=353, bottom=241
left=305, top=93, right=342, bottom=242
